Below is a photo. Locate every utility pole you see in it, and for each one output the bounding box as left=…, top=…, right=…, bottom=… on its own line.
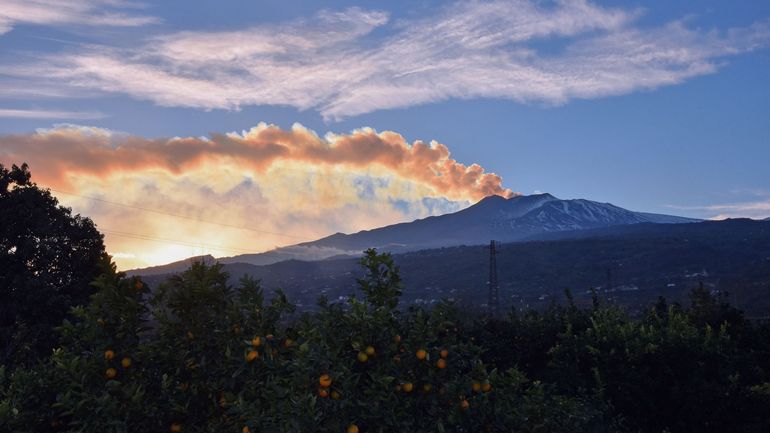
left=487, top=240, right=500, bottom=318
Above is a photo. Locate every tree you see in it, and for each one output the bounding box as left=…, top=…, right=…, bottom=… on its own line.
left=356, top=248, right=403, bottom=310
left=0, top=163, right=106, bottom=367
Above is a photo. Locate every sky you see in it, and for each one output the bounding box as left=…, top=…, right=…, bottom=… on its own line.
left=1, top=0, right=769, bottom=269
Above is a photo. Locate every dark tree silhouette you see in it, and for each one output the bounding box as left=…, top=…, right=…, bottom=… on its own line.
left=0, top=163, right=106, bottom=366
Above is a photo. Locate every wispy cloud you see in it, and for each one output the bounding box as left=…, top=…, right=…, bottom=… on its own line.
left=0, top=0, right=159, bottom=35
left=6, top=0, right=769, bottom=119
left=668, top=202, right=770, bottom=220
left=0, top=123, right=511, bottom=268
left=0, top=108, right=106, bottom=119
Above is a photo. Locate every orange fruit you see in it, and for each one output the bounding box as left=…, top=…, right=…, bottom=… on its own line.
left=105, top=367, right=117, bottom=379
left=347, top=424, right=359, bottom=433
left=97, top=318, right=106, bottom=327
left=242, top=427, right=250, bottom=433
left=393, top=335, right=401, bottom=343
left=245, top=350, right=259, bottom=362
left=460, top=399, right=470, bottom=410
left=436, top=359, right=447, bottom=369
left=357, top=352, right=369, bottom=363
left=423, top=383, right=432, bottom=392
left=393, top=355, right=401, bottom=363
left=331, top=390, right=341, bottom=400
left=416, top=349, right=427, bottom=360
left=232, top=324, right=241, bottom=334
left=121, top=357, right=132, bottom=368
left=170, top=423, right=182, bottom=432
left=319, top=374, right=332, bottom=388
left=179, top=382, right=189, bottom=391
left=266, top=334, right=274, bottom=340
left=440, top=349, right=449, bottom=359
left=104, top=349, right=115, bottom=360
left=365, top=345, right=375, bottom=356
left=283, top=338, right=293, bottom=348
left=318, top=388, right=329, bottom=398
left=186, top=331, right=194, bottom=341
left=402, top=382, right=414, bottom=393
left=472, top=381, right=481, bottom=393
left=251, top=336, right=262, bottom=347
left=134, top=280, right=143, bottom=290
left=482, top=382, right=492, bottom=392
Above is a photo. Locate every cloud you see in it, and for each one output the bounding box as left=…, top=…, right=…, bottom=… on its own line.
left=6, top=1, right=769, bottom=119
left=668, top=201, right=770, bottom=220
left=0, top=108, right=106, bottom=119
left=0, top=0, right=159, bottom=35
left=0, top=123, right=513, bottom=268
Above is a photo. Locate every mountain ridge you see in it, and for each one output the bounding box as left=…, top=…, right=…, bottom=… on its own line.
left=135, top=219, right=770, bottom=316
left=128, top=193, right=698, bottom=275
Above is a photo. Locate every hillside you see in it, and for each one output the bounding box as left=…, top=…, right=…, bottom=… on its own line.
left=131, top=193, right=697, bottom=274
left=139, top=219, right=770, bottom=317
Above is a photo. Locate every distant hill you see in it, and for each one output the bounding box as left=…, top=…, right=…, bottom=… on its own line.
left=128, top=255, right=217, bottom=276
left=220, top=193, right=697, bottom=265
left=137, top=219, right=770, bottom=317
left=131, top=193, right=697, bottom=274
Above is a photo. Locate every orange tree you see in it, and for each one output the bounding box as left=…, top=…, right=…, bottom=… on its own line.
left=0, top=256, right=149, bottom=432
left=1, top=249, right=610, bottom=433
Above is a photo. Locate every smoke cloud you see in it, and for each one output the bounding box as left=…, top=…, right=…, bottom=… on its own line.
left=1, top=123, right=512, bottom=201
left=0, top=124, right=514, bottom=269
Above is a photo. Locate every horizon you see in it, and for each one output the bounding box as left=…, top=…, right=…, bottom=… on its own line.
left=1, top=0, right=769, bottom=268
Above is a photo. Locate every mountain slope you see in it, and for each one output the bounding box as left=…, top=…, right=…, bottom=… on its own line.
left=130, top=193, right=697, bottom=274
left=129, top=255, right=216, bottom=276
left=138, top=219, right=770, bottom=316
left=218, top=193, right=697, bottom=266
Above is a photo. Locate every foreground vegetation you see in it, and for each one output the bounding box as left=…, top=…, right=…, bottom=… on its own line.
left=2, top=164, right=769, bottom=432
left=1, top=249, right=769, bottom=433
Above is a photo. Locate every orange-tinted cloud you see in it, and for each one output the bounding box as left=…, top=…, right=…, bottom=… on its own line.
left=0, top=123, right=515, bottom=269
left=0, top=123, right=513, bottom=201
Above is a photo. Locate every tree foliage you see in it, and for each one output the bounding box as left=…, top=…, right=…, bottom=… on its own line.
left=0, top=186, right=768, bottom=432
left=0, top=163, right=106, bottom=367
left=1, top=252, right=617, bottom=433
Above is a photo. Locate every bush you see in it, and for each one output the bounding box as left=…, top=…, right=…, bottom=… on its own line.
left=1, top=249, right=612, bottom=433
left=2, top=249, right=768, bottom=432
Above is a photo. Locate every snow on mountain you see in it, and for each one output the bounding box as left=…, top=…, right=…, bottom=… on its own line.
left=130, top=193, right=699, bottom=273
left=211, top=193, right=698, bottom=267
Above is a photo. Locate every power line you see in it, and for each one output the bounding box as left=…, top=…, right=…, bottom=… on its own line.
left=48, top=188, right=307, bottom=240
left=100, top=228, right=258, bottom=255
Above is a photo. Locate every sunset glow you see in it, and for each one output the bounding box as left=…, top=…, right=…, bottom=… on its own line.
left=0, top=123, right=512, bottom=268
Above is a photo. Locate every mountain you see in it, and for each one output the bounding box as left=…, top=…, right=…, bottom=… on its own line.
left=129, top=193, right=697, bottom=275
left=215, top=193, right=697, bottom=266
left=137, top=219, right=770, bottom=317
left=129, top=255, right=217, bottom=276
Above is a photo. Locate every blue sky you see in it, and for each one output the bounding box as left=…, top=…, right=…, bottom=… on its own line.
left=1, top=1, right=769, bottom=266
